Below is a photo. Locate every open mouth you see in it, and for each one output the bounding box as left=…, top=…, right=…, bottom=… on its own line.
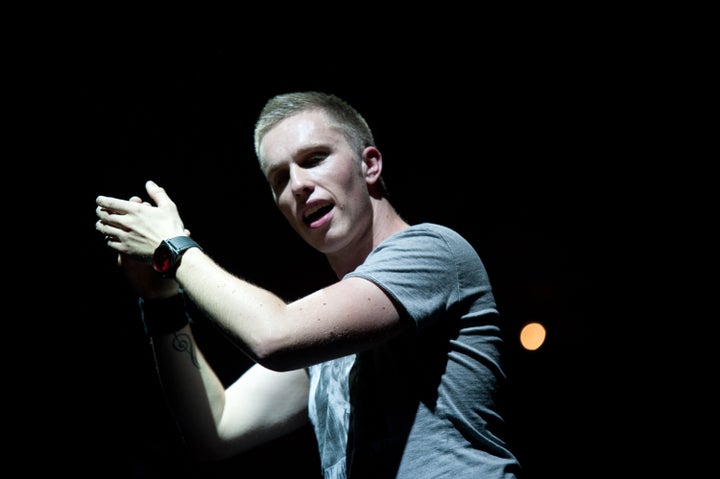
left=303, top=204, right=333, bottom=225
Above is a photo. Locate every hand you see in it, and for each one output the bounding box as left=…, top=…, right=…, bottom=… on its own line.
left=114, top=195, right=183, bottom=299
left=118, top=251, right=181, bottom=299
left=95, top=180, right=188, bottom=260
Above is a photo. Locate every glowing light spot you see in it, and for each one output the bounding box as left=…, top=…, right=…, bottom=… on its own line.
left=520, top=322, right=547, bottom=351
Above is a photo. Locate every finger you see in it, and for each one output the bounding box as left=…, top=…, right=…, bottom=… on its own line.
left=101, top=232, right=142, bottom=256
left=96, top=219, right=128, bottom=238
left=145, top=180, right=175, bottom=208
left=96, top=195, right=134, bottom=214
left=95, top=206, right=129, bottom=229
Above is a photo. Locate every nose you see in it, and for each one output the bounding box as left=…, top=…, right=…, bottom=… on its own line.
left=289, top=164, right=313, bottom=196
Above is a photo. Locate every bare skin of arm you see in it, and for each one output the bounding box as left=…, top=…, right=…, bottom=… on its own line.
left=151, top=326, right=311, bottom=461
left=97, top=183, right=408, bottom=459
left=96, top=181, right=408, bottom=372
left=174, top=248, right=405, bottom=370
left=116, top=245, right=313, bottom=461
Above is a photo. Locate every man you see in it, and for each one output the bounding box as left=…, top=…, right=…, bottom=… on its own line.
left=95, top=91, right=521, bottom=478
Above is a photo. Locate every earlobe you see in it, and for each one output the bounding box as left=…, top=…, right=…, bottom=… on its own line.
left=363, top=147, right=383, bottom=185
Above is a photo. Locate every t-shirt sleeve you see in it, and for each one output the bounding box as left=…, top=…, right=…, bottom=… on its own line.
left=343, top=224, right=496, bottom=330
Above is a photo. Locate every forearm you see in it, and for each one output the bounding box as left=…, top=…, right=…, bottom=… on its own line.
left=149, top=325, right=231, bottom=459
left=172, top=247, right=292, bottom=366
left=140, top=296, right=229, bottom=459
left=170, top=247, right=404, bottom=370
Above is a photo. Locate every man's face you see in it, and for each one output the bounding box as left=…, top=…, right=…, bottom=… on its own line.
left=259, top=110, right=372, bottom=254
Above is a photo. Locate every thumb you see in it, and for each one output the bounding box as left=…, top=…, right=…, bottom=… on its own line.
left=145, top=180, right=174, bottom=207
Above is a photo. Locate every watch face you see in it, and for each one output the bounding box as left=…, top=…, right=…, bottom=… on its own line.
left=151, top=237, right=200, bottom=278
left=152, top=245, right=173, bottom=273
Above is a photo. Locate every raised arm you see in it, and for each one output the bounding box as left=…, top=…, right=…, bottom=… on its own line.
left=175, top=251, right=407, bottom=370
left=96, top=181, right=410, bottom=372
left=97, top=193, right=311, bottom=460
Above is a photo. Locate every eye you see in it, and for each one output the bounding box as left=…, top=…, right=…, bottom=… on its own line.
left=268, top=168, right=290, bottom=191
left=271, top=171, right=289, bottom=189
left=299, top=153, right=326, bottom=169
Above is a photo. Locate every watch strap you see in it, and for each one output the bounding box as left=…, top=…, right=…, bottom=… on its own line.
left=164, top=235, right=201, bottom=255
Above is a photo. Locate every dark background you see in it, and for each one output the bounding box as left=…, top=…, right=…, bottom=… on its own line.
left=37, top=33, right=699, bottom=477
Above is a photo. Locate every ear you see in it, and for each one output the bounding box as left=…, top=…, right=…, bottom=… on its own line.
left=361, top=146, right=383, bottom=186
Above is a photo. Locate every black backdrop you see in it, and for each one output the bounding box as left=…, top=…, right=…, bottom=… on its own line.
left=46, top=39, right=654, bottom=477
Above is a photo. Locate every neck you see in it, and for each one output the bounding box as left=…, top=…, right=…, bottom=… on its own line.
left=326, top=197, right=409, bottom=278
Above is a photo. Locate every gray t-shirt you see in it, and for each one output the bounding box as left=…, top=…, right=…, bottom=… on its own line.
left=307, top=223, right=520, bottom=478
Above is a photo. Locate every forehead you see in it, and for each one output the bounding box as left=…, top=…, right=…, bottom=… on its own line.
left=260, top=110, right=344, bottom=167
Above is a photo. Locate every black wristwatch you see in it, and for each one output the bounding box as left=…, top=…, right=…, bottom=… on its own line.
left=152, top=236, right=202, bottom=278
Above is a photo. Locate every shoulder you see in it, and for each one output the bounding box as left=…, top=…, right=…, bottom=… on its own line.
left=356, top=223, right=479, bottom=274
left=388, top=223, right=474, bottom=251
left=400, top=223, right=465, bottom=239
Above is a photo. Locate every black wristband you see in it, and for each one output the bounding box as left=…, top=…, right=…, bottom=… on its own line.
left=139, top=292, right=191, bottom=336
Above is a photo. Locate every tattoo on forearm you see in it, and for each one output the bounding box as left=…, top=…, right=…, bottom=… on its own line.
left=172, top=332, right=200, bottom=369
